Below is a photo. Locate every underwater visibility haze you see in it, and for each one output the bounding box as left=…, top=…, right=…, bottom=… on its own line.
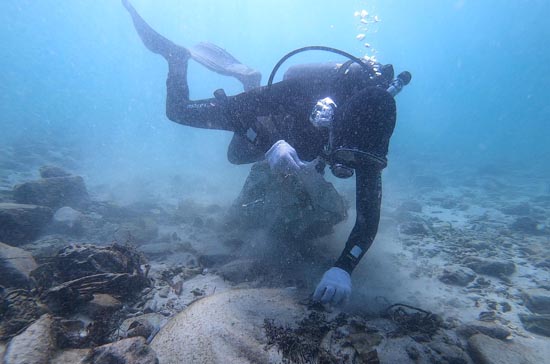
left=1, top=0, right=550, bottom=363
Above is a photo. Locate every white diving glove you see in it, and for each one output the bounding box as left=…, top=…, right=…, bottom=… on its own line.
left=265, top=140, right=306, bottom=175
left=313, top=267, right=352, bottom=306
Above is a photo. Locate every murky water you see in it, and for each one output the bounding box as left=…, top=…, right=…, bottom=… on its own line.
left=1, top=1, right=549, bottom=363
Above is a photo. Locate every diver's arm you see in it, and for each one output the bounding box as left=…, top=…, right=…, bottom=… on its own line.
left=312, top=165, right=382, bottom=305
left=334, top=166, right=382, bottom=274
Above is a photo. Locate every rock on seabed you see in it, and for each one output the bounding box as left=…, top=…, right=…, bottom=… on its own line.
left=523, top=288, right=550, bottom=314
left=465, top=257, right=516, bottom=278
left=13, top=175, right=89, bottom=209
left=0, top=241, right=38, bottom=288
left=39, top=165, right=71, bottom=178
left=519, top=313, right=550, bottom=337
left=0, top=203, right=53, bottom=246
left=3, top=314, right=55, bottom=364
left=85, top=337, right=159, bottom=364
left=467, top=333, right=543, bottom=364
left=438, top=265, right=477, bottom=286
left=151, top=289, right=303, bottom=364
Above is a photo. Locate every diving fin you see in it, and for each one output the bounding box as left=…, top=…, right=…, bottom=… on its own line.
left=190, top=42, right=261, bottom=91
left=122, top=0, right=190, bottom=63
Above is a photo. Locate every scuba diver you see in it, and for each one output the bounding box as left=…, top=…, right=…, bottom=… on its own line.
left=121, top=0, right=411, bottom=306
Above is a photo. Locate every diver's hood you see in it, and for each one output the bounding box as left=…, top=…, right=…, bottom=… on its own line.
left=329, top=85, right=397, bottom=170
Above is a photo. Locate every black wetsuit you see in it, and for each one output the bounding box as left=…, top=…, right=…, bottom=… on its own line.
left=165, top=61, right=396, bottom=275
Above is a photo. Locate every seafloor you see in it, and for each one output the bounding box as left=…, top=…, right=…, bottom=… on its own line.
left=1, top=139, right=549, bottom=364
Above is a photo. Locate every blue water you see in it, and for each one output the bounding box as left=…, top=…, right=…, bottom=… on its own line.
left=2, top=2, right=550, bottom=357
left=1, top=0, right=549, bottom=189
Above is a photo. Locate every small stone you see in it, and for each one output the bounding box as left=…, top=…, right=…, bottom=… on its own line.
left=191, top=288, right=205, bottom=297
left=51, top=349, right=89, bottom=364
left=13, top=175, right=89, bottom=209
left=127, top=320, right=155, bottom=340
left=39, top=165, right=71, bottom=178
left=519, top=314, right=550, bottom=337
left=158, top=286, right=170, bottom=298
left=500, top=301, right=512, bottom=313
left=118, top=313, right=168, bottom=340
left=218, top=258, right=263, bottom=283
left=85, top=337, right=159, bottom=364
left=400, top=221, right=429, bottom=236
left=473, top=277, right=491, bottom=288
left=438, top=265, right=476, bottom=286
left=457, top=321, right=511, bottom=340
left=428, top=340, right=471, bottom=364
left=0, top=242, right=38, bottom=288
left=465, top=258, right=516, bottom=278
left=523, top=288, right=550, bottom=314
left=83, top=294, right=122, bottom=319
left=468, top=333, right=540, bottom=364
left=349, top=332, right=382, bottom=359
left=0, top=203, right=53, bottom=246
left=478, top=311, right=497, bottom=322
left=143, top=299, right=158, bottom=314
left=4, top=314, right=55, bottom=364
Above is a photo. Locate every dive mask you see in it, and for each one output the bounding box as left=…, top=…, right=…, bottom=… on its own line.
left=309, top=97, right=337, bottom=128
left=308, top=97, right=357, bottom=179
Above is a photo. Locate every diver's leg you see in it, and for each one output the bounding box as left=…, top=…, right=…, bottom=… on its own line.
left=122, top=0, right=189, bottom=61
left=122, top=0, right=236, bottom=131
left=123, top=0, right=260, bottom=92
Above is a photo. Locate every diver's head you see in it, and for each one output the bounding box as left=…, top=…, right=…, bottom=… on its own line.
left=314, top=86, right=397, bottom=179
left=329, top=60, right=394, bottom=102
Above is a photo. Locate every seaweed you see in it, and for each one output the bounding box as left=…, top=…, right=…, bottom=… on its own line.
left=263, top=311, right=348, bottom=364
left=384, top=303, right=442, bottom=339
